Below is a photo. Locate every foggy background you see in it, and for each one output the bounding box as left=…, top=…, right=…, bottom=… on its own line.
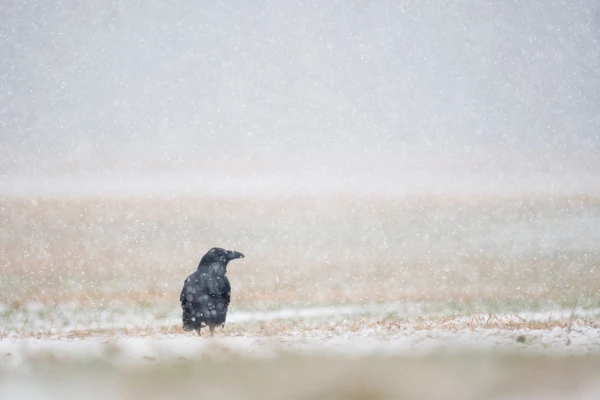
left=2, top=7, right=600, bottom=396
left=1, top=0, right=599, bottom=196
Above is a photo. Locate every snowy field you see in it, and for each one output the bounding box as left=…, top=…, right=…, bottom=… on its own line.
left=3, top=304, right=600, bottom=399
left=2, top=305, right=600, bottom=399
left=3, top=305, right=600, bottom=361
left=3, top=0, right=600, bottom=397
left=1, top=195, right=599, bottom=399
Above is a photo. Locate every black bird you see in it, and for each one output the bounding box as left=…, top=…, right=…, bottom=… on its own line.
left=180, top=247, right=245, bottom=336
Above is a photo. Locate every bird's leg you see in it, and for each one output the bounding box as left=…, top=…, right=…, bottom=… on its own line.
left=196, top=328, right=202, bottom=337
left=209, top=324, right=215, bottom=336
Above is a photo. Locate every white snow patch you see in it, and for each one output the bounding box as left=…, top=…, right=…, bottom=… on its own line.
left=1, top=315, right=600, bottom=371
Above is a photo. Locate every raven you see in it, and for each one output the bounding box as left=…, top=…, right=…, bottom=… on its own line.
left=180, top=247, right=244, bottom=336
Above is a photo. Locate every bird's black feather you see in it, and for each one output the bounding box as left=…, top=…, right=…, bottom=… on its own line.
left=180, top=247, right=244, bottom=334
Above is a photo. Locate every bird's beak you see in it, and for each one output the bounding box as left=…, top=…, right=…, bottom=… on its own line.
left=227, top=250, right=245, bottom=260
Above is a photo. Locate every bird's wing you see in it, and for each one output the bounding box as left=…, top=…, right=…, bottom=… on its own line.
left=223, top=278, right=231, bottom=306
left=205, top=276, right=231, bottom=306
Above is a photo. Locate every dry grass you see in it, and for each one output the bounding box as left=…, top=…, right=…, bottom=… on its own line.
left=1, top=195, right=599, bottom=310
left=381, top=313, right=596, bottom=332
left=5, top=311, right=597, bottom=339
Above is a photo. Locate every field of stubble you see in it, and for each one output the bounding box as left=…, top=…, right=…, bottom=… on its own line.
left=1, top=195, right=599, bottom=311
left=1, top=195, right=600, bottom=399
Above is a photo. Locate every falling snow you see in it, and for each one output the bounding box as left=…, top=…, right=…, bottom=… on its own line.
left=1, top=1, right=600, bottom=399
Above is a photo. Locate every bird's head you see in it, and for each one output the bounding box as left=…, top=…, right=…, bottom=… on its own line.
left=198, top=247, right=245, bottom=271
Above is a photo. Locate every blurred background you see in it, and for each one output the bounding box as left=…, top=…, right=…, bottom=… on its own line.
left=1, top=0, right=599, bottom=196
left=1, top=0, right=599, bottom=311
left=2, top=2, right=600, bottom=399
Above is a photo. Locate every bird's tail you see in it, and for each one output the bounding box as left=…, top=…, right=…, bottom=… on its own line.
left=182, top=309, right=195, bottom=331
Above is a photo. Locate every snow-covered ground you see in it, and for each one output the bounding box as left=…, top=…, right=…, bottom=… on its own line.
left=1, top=322, right=599, bottom=368
left=2, top=305, right=600, bottom=400
left=2, top=305, right=599, bottom=369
